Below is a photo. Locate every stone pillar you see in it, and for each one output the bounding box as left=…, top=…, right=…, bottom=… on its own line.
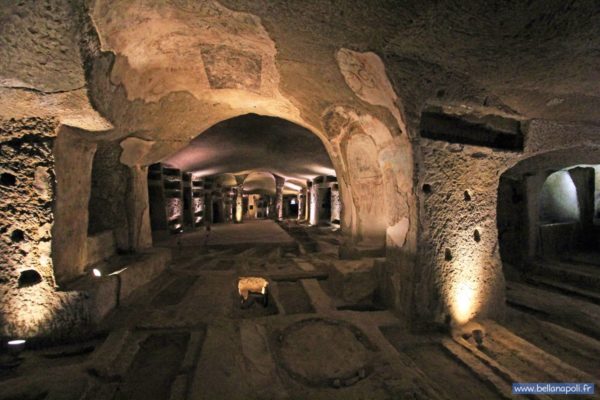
left=204, top=178, right=214, bottom=225
left=126, top=165, right=152, bottom=251
left=297, top=190, right=305, bottom=220
left=331, top=183, right=341, bottom=224
left=234, top=184, right=244, bottom=223
left=305, top=181, right=312, bottom=221
left=274, top=175, right=285, bottom=221
left=222, top=187, right=232, bottom=222
left=309, top=180, right=320, bottom=226
left=52, top=128, right=97, bottom=282
left=268, top=196, right=275, bottom=219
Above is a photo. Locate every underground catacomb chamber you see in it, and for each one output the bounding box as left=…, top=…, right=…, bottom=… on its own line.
left=5, top=2, right=600, bottom=398
left=147, top=114, right=342, bottom=237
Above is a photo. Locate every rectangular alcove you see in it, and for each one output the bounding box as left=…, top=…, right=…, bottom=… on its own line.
left=420, top=105, right=524, bottom=151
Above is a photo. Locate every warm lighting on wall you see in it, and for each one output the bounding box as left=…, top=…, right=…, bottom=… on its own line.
left=309, top=192, right=318, bottom=226
left=236, top=204, right=243, bottom=222
left=285, top=182, right=302, bottom=192
left=452, top=281, right=476, bottom=325
left=446, top=250, right=484, bottom=326
left=39, top=255, right=50, bottom=268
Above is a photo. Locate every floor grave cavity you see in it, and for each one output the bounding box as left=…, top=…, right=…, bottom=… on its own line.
left=273, top=281, right=315, bottom=314
left=113, top=332, right=190, bottom=400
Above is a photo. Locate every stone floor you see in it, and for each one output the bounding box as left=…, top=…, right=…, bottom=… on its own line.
left=1, top=222, right=599, bottom=399
left=155, top=220, right=297, bottom=249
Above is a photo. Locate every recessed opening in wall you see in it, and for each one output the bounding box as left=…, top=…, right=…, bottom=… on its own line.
left=420, top=105, right=524, bottom=150
left=445, top=248, right=453, bottom=261
left=464, top=190, right=471, bottom=201
left=10, top=229, right=25, bottom=242
left=498, top=154, right=600, bottom=274
left=473, top=229, right=481, bottom=242
left=1, top=172, right=16, bottom=186
left=18, top=269, right=42, bottom=287
left=88, top=143, right=129, bottom=239
left=422, top=184, right=432, bottom=194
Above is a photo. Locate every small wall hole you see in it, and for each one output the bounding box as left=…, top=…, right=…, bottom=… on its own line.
left=18, top=269, right=42, bottom=288
left=0, top=173, right=16, bottom=186
left=10, top=229, right=25, bottom=242
left=444, top=248, right=453, bottom=261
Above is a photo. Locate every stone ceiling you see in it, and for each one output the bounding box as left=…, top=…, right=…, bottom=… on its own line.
left=2, top=0, right=600, bottom=146
left=164, top=114, right=335, bottom=191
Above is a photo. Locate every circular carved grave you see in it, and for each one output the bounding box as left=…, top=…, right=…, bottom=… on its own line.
left=276, top=318, right=374, bottom=387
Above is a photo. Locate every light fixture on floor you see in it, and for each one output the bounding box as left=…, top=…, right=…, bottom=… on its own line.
left=92, top=268, right=102, bottom=277
left=7, top=339, right=26, bottom=355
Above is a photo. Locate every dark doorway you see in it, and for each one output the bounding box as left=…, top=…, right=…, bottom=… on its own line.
left=212, top=200, right=222, bottom=223
left=288, top=197, right=299, bottom=218
left=319, top=188, right=332, bottom=223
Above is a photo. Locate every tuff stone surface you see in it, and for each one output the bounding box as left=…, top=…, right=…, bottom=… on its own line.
left=0, top=117, right=87, bottom=338
left=2, top=0, right=600, bottom=339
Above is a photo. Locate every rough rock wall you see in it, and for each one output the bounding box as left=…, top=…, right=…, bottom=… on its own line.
left=418, top=140, right=510, bottom=326
left=0, top=0, right=111, bottom=130
left=88, top=142, right=129, bottom=248
left=52, top=127, right=97, bottom=282
left=418, top=118, right=600, bottom=326
left=497, top=175, right=527, bottom=269
left=126, top=165, right=153, bottom=251
left=0, top=118, right=57, bottom=287
left=0, top=0, right=83, bottom=92
left=0, top=118, right=87, bottom=338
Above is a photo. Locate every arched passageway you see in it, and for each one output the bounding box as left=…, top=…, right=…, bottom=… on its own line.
left=495, top=146, right=600, bottom=370
left=498, top=146, right=600, bottom=270
left=149, top=114, right=341, bottom=230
